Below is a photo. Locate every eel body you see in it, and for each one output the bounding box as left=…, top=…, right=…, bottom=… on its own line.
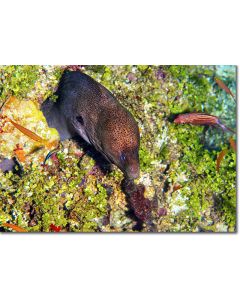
left=41, top=71, right=140, bottom=179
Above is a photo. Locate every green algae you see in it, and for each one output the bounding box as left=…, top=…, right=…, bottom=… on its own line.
left=0, top=65, right=236, bottom=232
left=0, top=65, right=39, bottom=103
left=0, top=65, right=63, bottom=107
left=0, top=146, right=108, bottom=232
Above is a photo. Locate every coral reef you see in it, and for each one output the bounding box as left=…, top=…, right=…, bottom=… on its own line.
left=0, top=65, right=236, bottom=232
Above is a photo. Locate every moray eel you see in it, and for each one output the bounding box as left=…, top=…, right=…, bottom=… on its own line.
left=41, top=71, right=140, bottom=179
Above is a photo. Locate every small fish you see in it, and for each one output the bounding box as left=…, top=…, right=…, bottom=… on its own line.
left=216, top=149, right=228, bottom=172
left=229, top=137, right=236, bottom=152
left=216, top=138, right=236, bottom=172
left=1, top=222, right=27, bottom=232
left=215, top=77, right=235, bottom=100
left=174, top=113, right=236, bottom=134
left=43, top=148, right=60, bottom=165
left=8, top=118, right=48, bottom=145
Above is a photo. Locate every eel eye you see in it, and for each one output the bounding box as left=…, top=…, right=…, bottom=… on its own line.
left=120, top=153, right=126, bottom=162
left=76, top=115, right=84, bottom=125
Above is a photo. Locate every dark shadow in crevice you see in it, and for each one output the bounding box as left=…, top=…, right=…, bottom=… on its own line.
left=72, top=135, right=112, bottom=176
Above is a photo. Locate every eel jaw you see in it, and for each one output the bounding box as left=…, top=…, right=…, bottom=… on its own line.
left=124, top=163, right=140, bottom=180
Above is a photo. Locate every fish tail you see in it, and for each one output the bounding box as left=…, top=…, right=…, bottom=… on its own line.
left=230, top=92, right=236, bottom=101
left=218, top=123, right=236, bottom=134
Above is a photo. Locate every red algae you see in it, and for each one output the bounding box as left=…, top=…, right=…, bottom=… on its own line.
left=122, top=179, right=152, bottom=223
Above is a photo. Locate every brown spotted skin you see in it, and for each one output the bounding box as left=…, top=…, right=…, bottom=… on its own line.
left=41, top=71, right=140, bottom=179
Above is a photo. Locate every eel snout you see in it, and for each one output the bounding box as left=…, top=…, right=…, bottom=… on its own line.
left=125, top=163, right=140, bottom=180
left=101, top=143, right=140, bottom=180
left=121, top=149, right=140, bottom=179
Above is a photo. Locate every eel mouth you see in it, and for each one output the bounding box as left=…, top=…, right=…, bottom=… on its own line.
left=90, top=142, right=140, bottom=180
left=124, top=164, right=140, bottom=180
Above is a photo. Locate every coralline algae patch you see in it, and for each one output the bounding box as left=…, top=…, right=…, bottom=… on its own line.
left=0, top=96, right=59, bottom=166
left=0, top=65, right=237, bottom=232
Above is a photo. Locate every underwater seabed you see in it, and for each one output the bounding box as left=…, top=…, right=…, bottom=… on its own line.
left=0, top=65, right=236, bottom=232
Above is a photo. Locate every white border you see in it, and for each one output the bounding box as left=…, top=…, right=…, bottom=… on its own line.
left=0, top=1, right=239, bottom=299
